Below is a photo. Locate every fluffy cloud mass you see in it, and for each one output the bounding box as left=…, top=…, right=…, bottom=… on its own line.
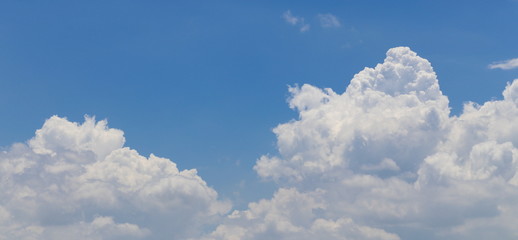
left=205, top=47, right=518, bottom=239
left=3, top=47, right=518, bottom=240
left=0, top=116, right=230, bottom=239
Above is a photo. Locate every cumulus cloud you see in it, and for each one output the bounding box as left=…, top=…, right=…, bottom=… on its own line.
left=0, top=116, right=230, bottom=240
left=199, top=188, right=399, bottom=240
left=203, top=47, right=518, bottom=239
left=5, top=47, right=518, bottom=240
left=317, top=13, right=341, bottom=28
left=255, top=47, right=449, bottom=183
left=282, top=10, right=310, bottom=32
left=489, top=58, right=518, bottom=70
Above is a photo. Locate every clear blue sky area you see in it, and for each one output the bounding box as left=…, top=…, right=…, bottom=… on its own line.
left=1, top=0, right=517, bottom=206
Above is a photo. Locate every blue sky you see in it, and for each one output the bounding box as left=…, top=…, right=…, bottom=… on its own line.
left=0, top=1, right=518, bottom=205
left=1, top=1, right=518, bottom=239
left=2, top=0, right=517, bottom=201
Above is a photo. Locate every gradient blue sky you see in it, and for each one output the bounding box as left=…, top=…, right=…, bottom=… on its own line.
left=1, top=0, right=518, bottom=206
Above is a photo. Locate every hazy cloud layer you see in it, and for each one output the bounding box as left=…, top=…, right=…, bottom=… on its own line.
left=0, top=116, right=230, bottom=240
left=205, top=47, right=518, bottom=239
left=317, top=13, right=341, bottom=28
left=489, top=58, right=518, bottom=70
left=199, top=188, right=399, bottom=240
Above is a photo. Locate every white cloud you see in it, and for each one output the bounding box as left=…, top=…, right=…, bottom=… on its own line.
left=198, top=188, right=400, bottom=240
left=5, top=47, right=518, bottom=239
left=317, top=13, right=341, bottom=28
left=40, top=216, right=151, bottom=240
left=282, top=10, right=310, bottom=32
left=0, top=116, right=230, bottom=240
left=489, top=58, right=518, bottom=70
left=255, top=47, right=449, bottom=183
left=204, top=47, right=518, bottom=239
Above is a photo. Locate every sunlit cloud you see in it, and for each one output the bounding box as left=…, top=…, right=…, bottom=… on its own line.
left=207, top=47, right=518, bottom=240
left=0, top=116, right=230, bottom=239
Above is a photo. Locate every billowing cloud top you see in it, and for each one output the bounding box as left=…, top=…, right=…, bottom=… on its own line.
left=3, top=47, right=518, bottom=240
left=255, top=47, right=450, bottom=183
left=0, top=116, right=230, bottom=240
left=209, top=47, right=518, bottom=240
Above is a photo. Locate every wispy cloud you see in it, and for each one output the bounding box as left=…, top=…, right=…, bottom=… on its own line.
left=282, top=10, right=300, bottom=25
left=299, top=24, right=310, bottom=32
left=282, top=10, right=310, bottom=32
left=317, top=13, right=341, bottom=28
left=489, top=58, right=518, bottom=70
